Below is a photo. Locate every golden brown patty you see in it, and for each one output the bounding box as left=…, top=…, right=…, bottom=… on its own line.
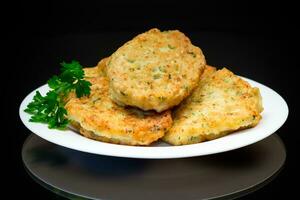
left=106, top=28, right=206, bottom=112
left=163, top=66, right=263, bottom=145
left=65, top=59, right=172, bottom=146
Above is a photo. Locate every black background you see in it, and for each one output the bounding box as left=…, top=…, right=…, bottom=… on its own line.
left=3, top=1, right=298, bottom=199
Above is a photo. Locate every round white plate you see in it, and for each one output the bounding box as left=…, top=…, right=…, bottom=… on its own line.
left=19, top=77, right=288, bottom=159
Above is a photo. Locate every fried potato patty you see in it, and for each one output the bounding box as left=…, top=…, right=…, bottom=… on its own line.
left=163, top=66, right=263, bottom=145
left=106, top=28, right=206, bottom=112
left=65, top=59, right=172, bottom=146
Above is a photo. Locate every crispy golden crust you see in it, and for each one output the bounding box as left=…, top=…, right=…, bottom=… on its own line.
left=106, top=28, right=206, bottom=112
left=163, top=66, right=263, bottom=145
left=65, top=60, right=172, bottom=146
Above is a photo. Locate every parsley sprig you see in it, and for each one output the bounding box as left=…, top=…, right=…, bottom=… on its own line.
left=25, top=61, right=91, bottom=129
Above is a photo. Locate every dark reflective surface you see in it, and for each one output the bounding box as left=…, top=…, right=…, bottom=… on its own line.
left=22, top=134, right=286, bottom=200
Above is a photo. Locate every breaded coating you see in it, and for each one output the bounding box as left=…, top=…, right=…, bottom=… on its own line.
left=106, top=28, right=206, bottom=112
left=163, top=66, right=263, bottom=145
left=65, top=59, right=172, bottom=146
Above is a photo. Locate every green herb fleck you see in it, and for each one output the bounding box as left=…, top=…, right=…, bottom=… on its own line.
left=168, top=44, right=176, bottom=49
left=127, top=59, right=135, bottom=63
left=158, top=96, right=166, bottom=101
left=187, top=51, right=196, bottom=58
left=107, top=59, right=111, bottom=66
left=183, top=85, right=189, bottom=92
left=189, top=136, right=200, bottom=142
left=158, top=66, right=166, bottom=73
left=120, top=91, right=127, bottom=96
left=153, top=74, right=161, bottom=79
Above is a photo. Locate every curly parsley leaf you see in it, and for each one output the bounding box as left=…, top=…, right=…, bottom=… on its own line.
left=74, top=79, right=92, bottom=98
left=25, top=61, right=91, bottom=129
left=60, top=61, right=84, bottom=82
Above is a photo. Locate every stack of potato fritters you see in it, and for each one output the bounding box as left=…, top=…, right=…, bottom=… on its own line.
left=65, top=28, right=263, bottom=146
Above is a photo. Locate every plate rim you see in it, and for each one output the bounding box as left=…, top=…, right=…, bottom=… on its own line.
left=19, top=76, right=289, bottom=159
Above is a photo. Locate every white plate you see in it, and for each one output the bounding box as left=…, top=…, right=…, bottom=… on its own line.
left=19, top=77, right=288, bottom=159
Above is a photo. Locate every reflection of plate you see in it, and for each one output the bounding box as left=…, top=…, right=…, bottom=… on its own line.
left=22, top=134, right=286, bottom=200
left=19, top=77, right=288, bottom=159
